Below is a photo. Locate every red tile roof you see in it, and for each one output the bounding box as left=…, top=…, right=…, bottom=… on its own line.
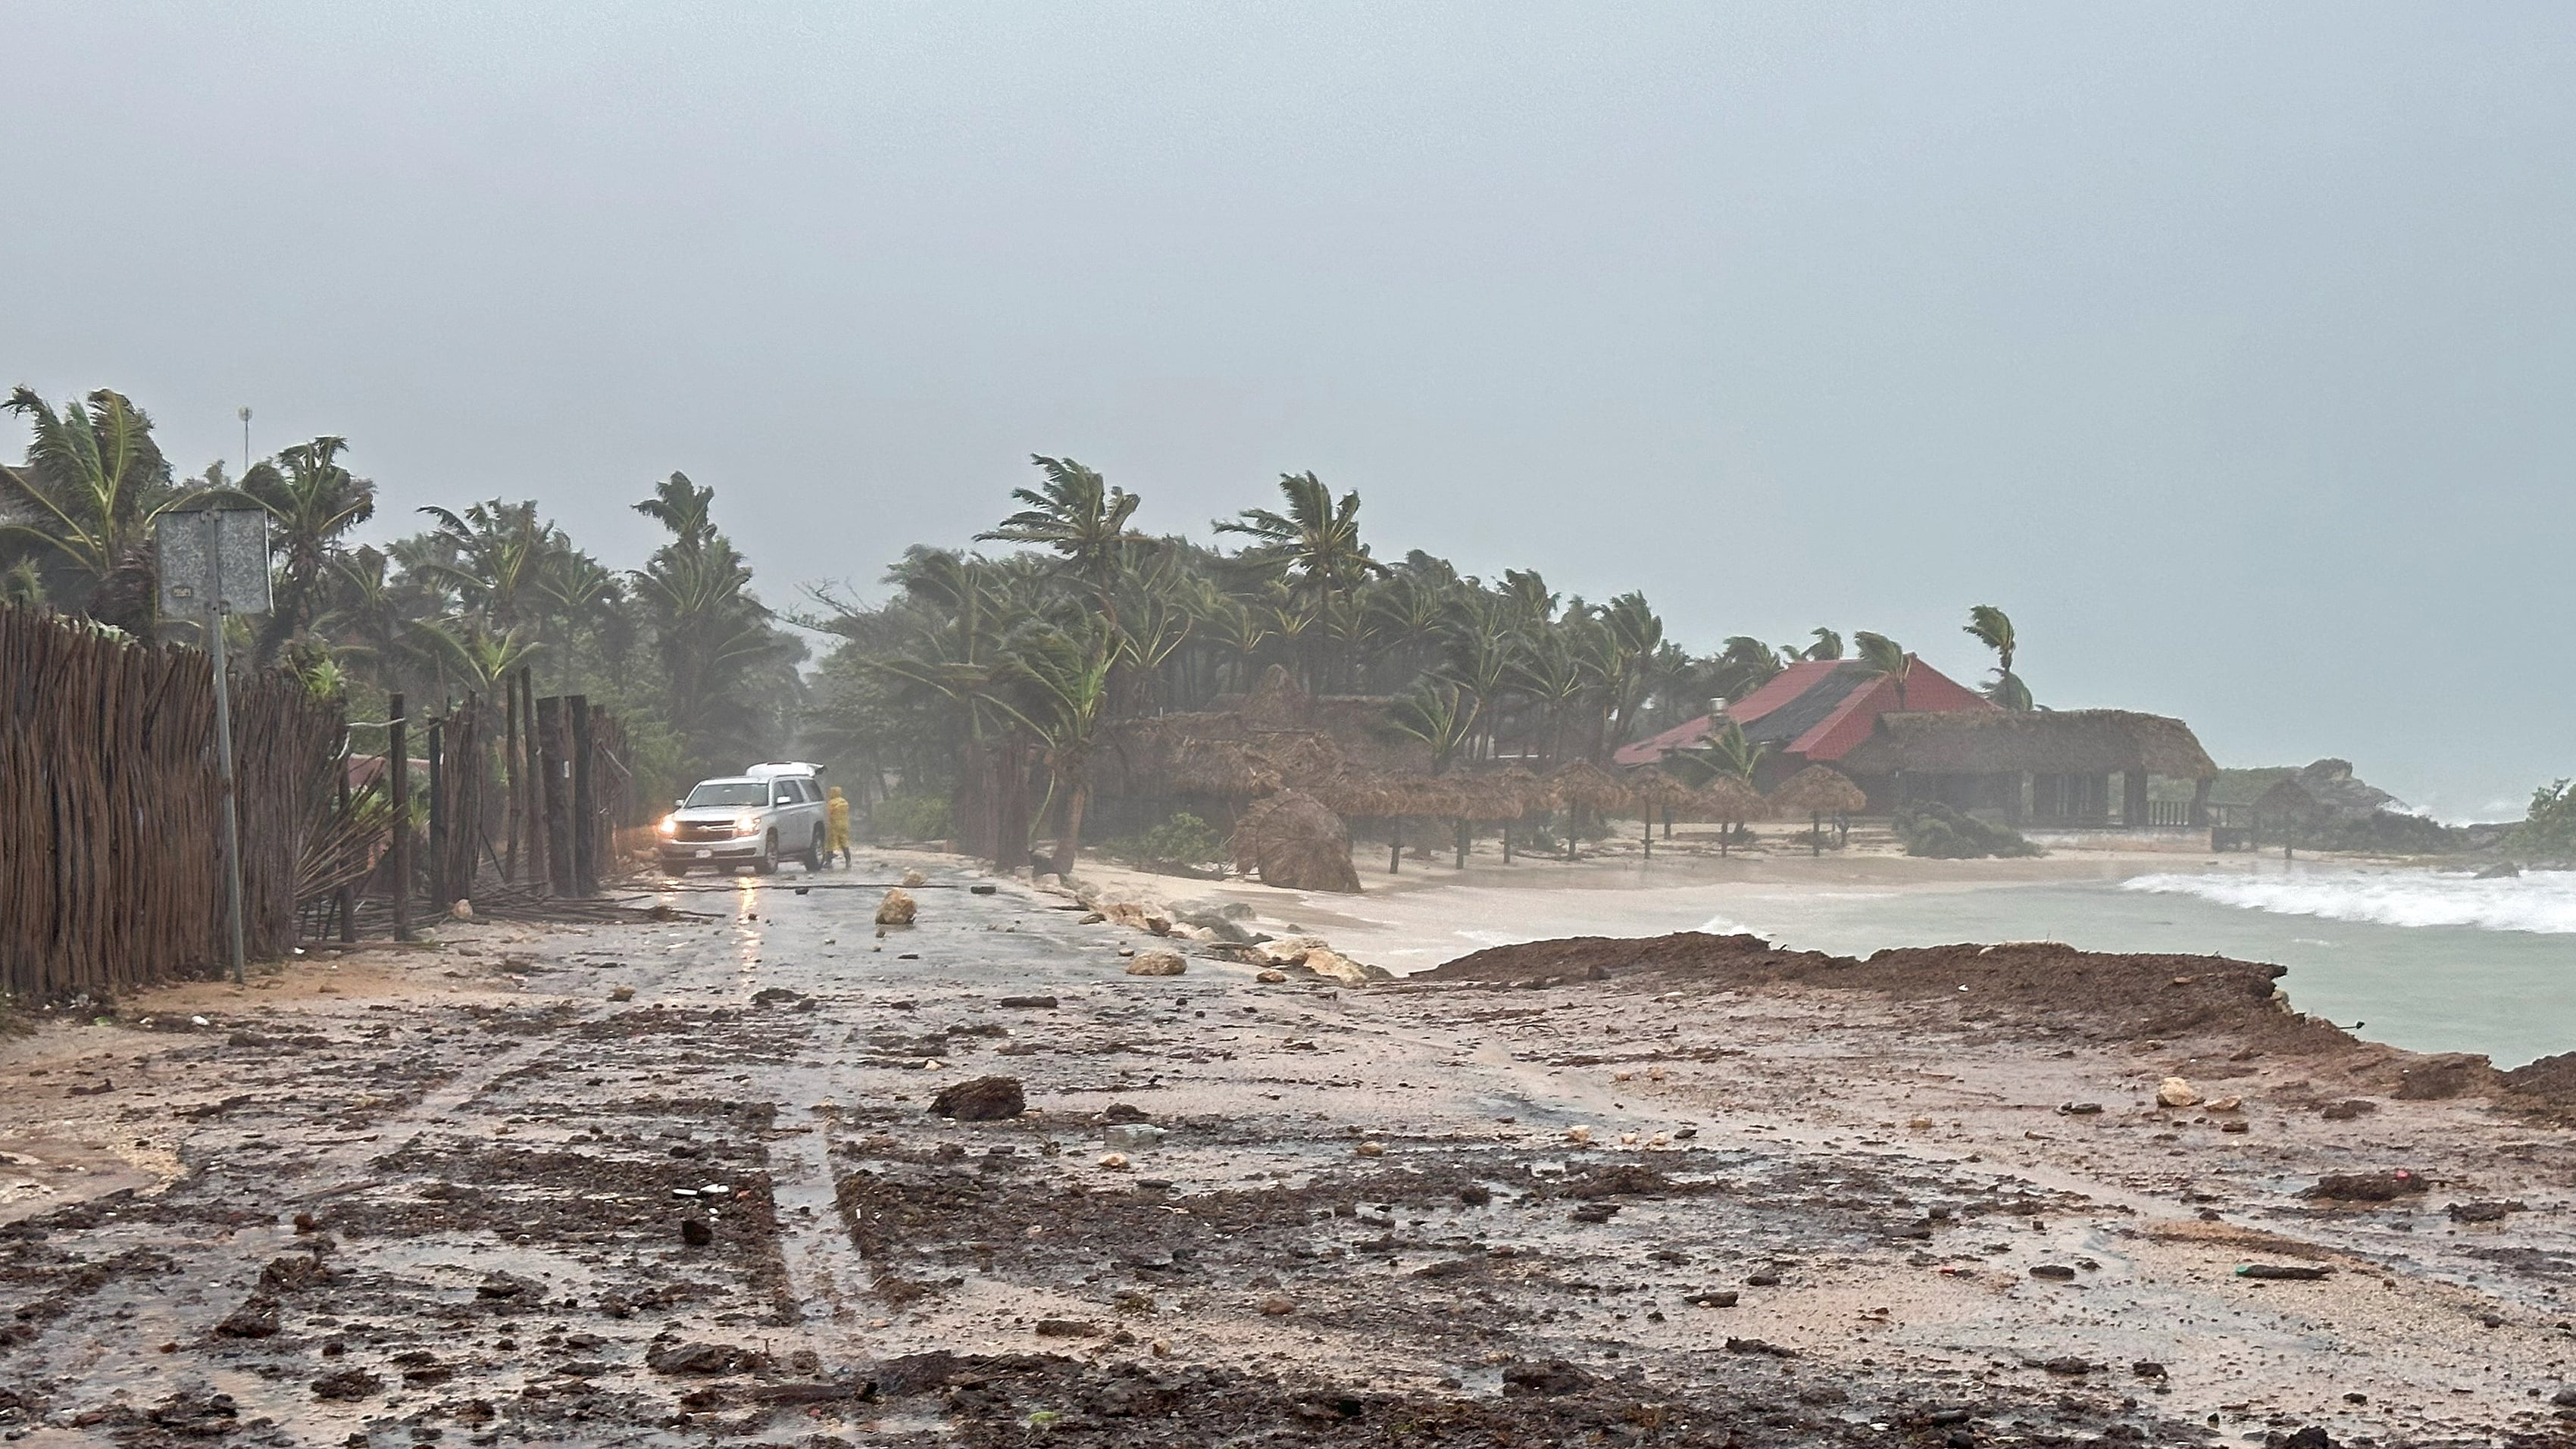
left=1613, top=657, right=1996, bottom=768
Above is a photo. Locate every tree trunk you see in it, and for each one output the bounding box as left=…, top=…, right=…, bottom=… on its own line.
left=1454, top=819, right=1468, bottom=869
left=1052, top=780, right=1088, bottom=876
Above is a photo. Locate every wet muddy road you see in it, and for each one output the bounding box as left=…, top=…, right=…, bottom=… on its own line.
left=2, top=861, right=2571, bottom=1447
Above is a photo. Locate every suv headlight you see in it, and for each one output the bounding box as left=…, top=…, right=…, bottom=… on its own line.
left=655, top=815, right=677, bottom=837
left=735, top=813, right=764, bottom=836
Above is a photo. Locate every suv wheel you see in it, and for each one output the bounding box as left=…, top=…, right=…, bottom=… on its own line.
left=752, top=832, right=780, bottom=875
left=802, top=826, right=824, bottom=872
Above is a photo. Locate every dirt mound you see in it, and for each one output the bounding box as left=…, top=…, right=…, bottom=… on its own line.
left=2499, top=1050, right=2576, bottom=1107
left=1421, top=932, right=2359, bottom=1055
left=1230, top=790, right=1361, bottom=894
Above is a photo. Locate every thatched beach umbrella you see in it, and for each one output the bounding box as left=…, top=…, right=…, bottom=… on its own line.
left=1229, top=789, right=1362, bottom=893
left=1624, top=769, right=1698, bottom=860
left=1383, top=774, right=1470, bottom=874
left=1696, top=775, right=1768, bottom=857
left=1545, top=761, right=1634, bottom=861
left=1477, top=766, right=1543, bottom=864
left=1169, top=738, right=1282, bottom=799
left=1443, top=771, right=1526, bottom=867
left=1768, top=765, right=1867, bottom=857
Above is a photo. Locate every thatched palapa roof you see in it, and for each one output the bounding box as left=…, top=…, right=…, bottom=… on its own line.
left=1696, top=775, right=1768, bottom=823
left=1769, top=764, right=1868, bottom=816
left=1624, top=769, right=1699, bottom=817
left=1836, top=710, right=2217, bottom=780
left=1546, top=761, right=1633, bottom=814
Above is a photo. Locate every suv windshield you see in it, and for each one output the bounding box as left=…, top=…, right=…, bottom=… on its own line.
left=683, top=781, right=768, bottom=808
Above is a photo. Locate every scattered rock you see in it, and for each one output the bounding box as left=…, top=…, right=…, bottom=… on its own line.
left=1124, top=950, right=1186, bottom=976
left=1685, top=1290, right=1740, bottom=1308
left=476, top=1271, right=545, bottom=1301
left=2156, top=1076, right=2200, bottom=1107
left=1255, top=970, right=1288, bottom=984
left=308, top=1369, right=383, bottom=1401
left=2028, top=1264, right=2077, bottom=1281
left=2282, top=1427, right=2336, bottom=1449
left=1724, top=1337, right=1797, bottom=1358
left=448, top=899, right=474, bottom=922
left=2448, top=1199, right=2526, bottom=1223
left=2039, top=1356, right=2092, bottom=1376
left=2131, top=1361, right=2167, bottom=1379
left=608, top=985, right=635, bottom=1002
left=997, top=995, right=1058, bottom=1009
left=647, top=1341, right=771, bottom=1376
left=969, top=883, right=999, bottom=895
left=901, top=869, right=928, bottom=888
left=1097, top=1153, right=1130, bottom=1170
left=1355, top=1140, right=1385, bottom=1157
left=1458, top=1185, right=1493, bottom=1207
left=680, top=1218, right=713, bottom=1247
left=1033, top=1319, right=1102, bottom=1338
left=2236, top=1264, right=2332, bottom=1280
left=875, top=888, right=918, bottom=926
left=214, top=1295, right=280, bottom=1338
left=1501, top=1359, right=1593, bottom=1396
left=2305, top=1170, right=2428, bottom=1202
left=2318, top=1098, right=2377, bottom=1120
left=930, top=1076, right=1026, bottom=1121
left=2057, top=1102, right=2102, bottom=1116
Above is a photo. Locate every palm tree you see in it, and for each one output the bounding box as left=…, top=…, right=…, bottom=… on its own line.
left=632, top=473, right=802, bottom=776
left=243, top=436, right=377, bottom=667
left=1854, top=631, right=1912, bottom=710
left=1965, top=604, right=2032, bottom=710
left=1215, top=471, right=1386, bottom=689
left=1783, top=627, right=1843, bottom=663
left=417, top=499, right=558, bottom=635
left=977, top=455, right=1141, bottom=629
left=1711, top=635, right=1783, bottom=702
left=994, top=617, right=1118, bottom=875
left=0, top=387, right=180, bottom=630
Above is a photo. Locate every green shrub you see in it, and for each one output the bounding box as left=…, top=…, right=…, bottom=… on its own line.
left=2503, top=779, right=2576, bottom=863
left=1133, top=811, right=1221, bottom=869
left=870, top=792, right=952, bottom=842
left=1893, top=801, right=2041, bottom=859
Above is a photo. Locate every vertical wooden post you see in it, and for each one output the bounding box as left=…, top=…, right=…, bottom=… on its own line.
left=571, top=695, right=596, bottom=897
left=1641, top=811, right=1652, bottom=860
left=521, top=670, right=548, bottom=893
left=334, top=757, right=356, bottom=943
left=388, top=693, right=411, bottom=942
left=539, top=695, right=574, bottom=896
left=503, top=680, right=521, bottom=882
left=426, top=717, right=446, bottom=910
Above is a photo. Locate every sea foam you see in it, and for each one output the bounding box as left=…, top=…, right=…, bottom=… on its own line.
left=2122, top=868, right=2576, bottom=935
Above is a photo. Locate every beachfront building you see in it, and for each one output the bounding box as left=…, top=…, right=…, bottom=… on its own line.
left=1613, top=657, right=1996, bottom=789
left=1834, top=709, right=2219, bottom=828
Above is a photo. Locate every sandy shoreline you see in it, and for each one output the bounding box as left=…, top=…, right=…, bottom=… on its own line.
left=0, top=852, right=2568, bottom=1444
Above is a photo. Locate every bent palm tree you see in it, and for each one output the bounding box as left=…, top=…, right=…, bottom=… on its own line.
left=1215, top=472, right=1386, bottom=689
left=1965, top=604, right=2031, bottom=710
left=1855, top=631, right=1912, bottom=710
left=0, top=387, right=180, bottom=629
left=977, top=455, right=1141, bottom=629
left=245, top=436, right=377, bottom=667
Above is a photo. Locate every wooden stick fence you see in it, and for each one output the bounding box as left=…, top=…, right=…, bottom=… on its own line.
left=0, top=606, right=340, bottom=1001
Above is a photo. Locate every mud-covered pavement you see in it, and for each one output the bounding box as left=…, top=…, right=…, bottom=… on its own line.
left=3, top=859, right=2574, bottom=1447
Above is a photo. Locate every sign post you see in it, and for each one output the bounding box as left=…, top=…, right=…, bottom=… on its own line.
left=155, top=496, right=271, bottom=985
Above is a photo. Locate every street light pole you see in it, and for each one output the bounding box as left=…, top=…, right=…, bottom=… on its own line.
left=207, top=591, right=247, bottom=985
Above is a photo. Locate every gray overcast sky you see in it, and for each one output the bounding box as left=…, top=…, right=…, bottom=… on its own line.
left=8, top=3, right=2571, bottom=817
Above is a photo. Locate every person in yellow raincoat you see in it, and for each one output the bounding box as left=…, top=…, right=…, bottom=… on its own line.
left=824, top=785, right=852, bottom=868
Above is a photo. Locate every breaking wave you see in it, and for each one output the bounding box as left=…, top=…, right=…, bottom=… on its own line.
left=2122, top=869, right=2576, bottom=935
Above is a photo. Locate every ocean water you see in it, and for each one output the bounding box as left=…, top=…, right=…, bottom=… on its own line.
left=1696, top=865, right=2576, bottom=1069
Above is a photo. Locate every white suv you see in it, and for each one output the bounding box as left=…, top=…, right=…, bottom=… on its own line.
left=655, top=763, right=830, bottom=875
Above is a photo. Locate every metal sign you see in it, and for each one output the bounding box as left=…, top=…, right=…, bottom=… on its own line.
left=155, top=498, right=272, bottom=617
